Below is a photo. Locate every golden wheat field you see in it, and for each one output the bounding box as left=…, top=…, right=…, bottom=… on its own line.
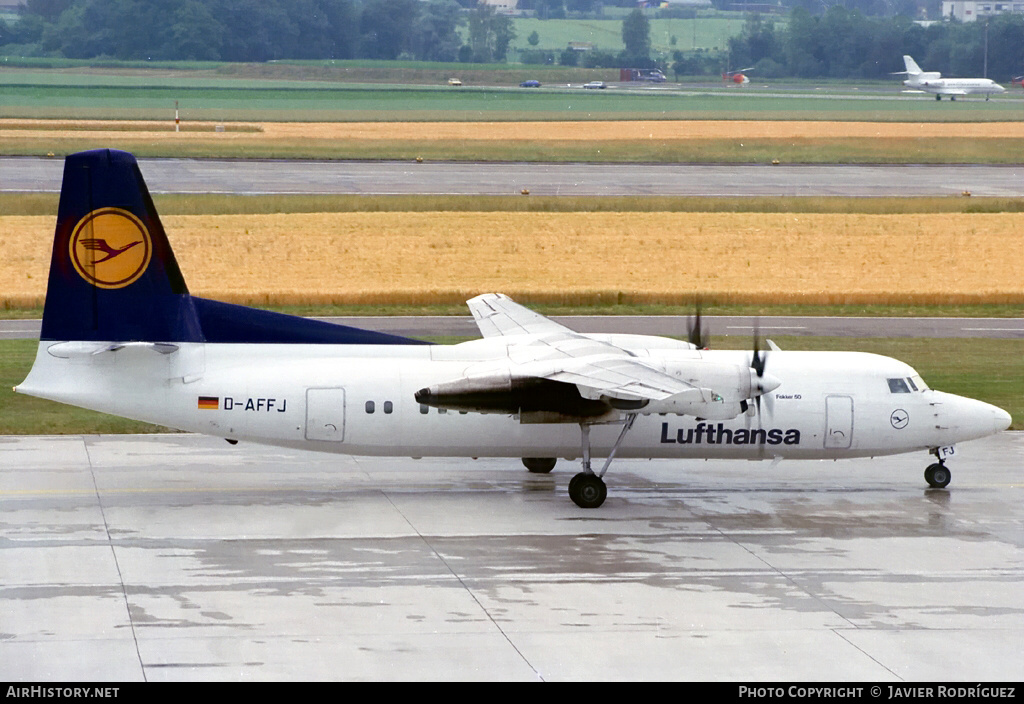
left=3, top=212, right=1022, bottom=307
left=5, top=119, right=1024, bottom=142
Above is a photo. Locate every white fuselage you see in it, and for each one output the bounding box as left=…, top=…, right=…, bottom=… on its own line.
left=17, top=336, right=1009, bottom=463
left=904, top=75, right=1006, bottom=96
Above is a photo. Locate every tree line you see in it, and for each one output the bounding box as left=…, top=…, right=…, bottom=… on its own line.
left=3, top=0, right=1022, bottom=80
left=0, top=0, right=514, bottom=63
left=721, top=8, right=1024, bottom=80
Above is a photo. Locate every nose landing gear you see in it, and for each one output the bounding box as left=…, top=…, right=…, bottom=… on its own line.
left=924, top=461, right=951, bottom=489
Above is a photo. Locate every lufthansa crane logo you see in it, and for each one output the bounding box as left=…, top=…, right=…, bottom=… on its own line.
left=69, top=208, right=152, bottom=289
left=890, top=409, right=909, bottom=429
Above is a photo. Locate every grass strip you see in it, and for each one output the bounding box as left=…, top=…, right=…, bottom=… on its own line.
left=3, top=302, right=1023, bottom=319
left=6, top=136, right=1024, bottom=164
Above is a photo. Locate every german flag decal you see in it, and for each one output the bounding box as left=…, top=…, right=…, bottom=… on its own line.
left=198, top=396, right=219, bottom=410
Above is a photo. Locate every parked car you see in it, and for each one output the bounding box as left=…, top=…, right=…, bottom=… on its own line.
left=519, top=80, right=541, bottom=88
left=447, top=78, right=462, bottom=86
left=583, top=81, right=606, bottom=89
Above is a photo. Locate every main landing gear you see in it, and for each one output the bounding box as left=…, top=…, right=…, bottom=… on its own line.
left=568, top=413, right=638, bottom=509
left=924, top=461, right=951, bottom=489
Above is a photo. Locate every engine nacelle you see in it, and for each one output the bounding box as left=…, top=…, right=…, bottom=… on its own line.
left=415, top=373, right=614, bottom=422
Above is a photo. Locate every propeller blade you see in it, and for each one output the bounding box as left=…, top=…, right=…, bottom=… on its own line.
left=751, top=330, right=767, bottom=378
left=687, top=301, right=708, bottom=349
left=748, top=324, right=780, bottom=398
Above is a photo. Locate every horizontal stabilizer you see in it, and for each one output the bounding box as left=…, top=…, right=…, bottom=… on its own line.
left=45, top=341, right=179, bottom=358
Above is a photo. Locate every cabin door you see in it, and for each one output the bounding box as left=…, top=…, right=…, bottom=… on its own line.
left=824, top=395, right=853, bottom=449
left=305, top=388, right=346, bottom=442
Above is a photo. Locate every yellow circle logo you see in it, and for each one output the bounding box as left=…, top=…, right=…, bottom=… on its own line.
left=69, top=208, right=152, bottom=289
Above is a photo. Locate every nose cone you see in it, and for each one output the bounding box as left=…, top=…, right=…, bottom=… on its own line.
left=937, top=392, right=1012, bottom=441
left=993, top=405, right=1012, bottom=432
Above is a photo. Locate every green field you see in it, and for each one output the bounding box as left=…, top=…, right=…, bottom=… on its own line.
left=2, top=336, right=1019, bottom=433
left=508, top=17, right=746, bottom=55
left=2, top=66, right=1022, bottom=124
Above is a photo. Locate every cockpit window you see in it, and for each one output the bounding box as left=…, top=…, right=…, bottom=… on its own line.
left=906, top=377, right=918, bottom=391
left=888, top=378, right=911, bottom=393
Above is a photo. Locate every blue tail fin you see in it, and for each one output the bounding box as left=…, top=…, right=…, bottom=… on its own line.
left=41, top=149, right=201, bottom=342
left=40, top=149, right=425, bottom=346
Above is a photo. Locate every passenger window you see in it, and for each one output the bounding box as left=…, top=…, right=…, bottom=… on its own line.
left=384, top=401, right=393, bottom=414
left=365, top=400, right=375, bottom=413
left=887, top=378, right=910, bottom=394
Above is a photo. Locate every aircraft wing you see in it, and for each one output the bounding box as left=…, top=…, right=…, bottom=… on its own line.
left=939, top=88, right=968, bottom=95
left=534, top=354, right=703, bottom=402
left=468, top=293, right=576, bottom=337
left=465, top=293, right=701, bottom=402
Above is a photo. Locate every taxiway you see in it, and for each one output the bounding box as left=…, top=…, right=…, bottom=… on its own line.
left=3, top=316, right=1022, bottom=341
left=3, top=157, right=1023, bottom=197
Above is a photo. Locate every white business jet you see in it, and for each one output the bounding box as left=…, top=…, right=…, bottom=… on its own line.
left=15, top=150, right=1012, bottom=508
left=898, top=55, right=1006, bottom=100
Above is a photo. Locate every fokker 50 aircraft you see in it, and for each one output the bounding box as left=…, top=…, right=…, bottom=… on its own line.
left=897, top=55, right=1006, bottom=100
left=16, top=150, right=1012, bottom=508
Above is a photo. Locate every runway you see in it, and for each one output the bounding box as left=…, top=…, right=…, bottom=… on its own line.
left=1, top=432, right=1021, bottom=681
left=4, top=316, right=1022, bottom=341
left=3, top=156, right=1024, bottom=197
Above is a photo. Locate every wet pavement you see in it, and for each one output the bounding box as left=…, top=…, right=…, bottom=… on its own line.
left=1, top=432, right=1021, bottom=681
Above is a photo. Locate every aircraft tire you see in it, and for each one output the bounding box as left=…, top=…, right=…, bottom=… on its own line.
left=568, top=472, right=582, bottom=496
left=925, top=462, right=951, bottom=489
left=569, top=473, right=607, bottom=509
left=523, top=457, right=557, bottom=473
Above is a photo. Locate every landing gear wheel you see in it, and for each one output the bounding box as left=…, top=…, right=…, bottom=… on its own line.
left=569, top=472, right=607, bottom=509
left=925, top=462, right=951, bottom=489
left=522, top=457, right=556, bottom=473
left=568, top=472, right=582, bottom=496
